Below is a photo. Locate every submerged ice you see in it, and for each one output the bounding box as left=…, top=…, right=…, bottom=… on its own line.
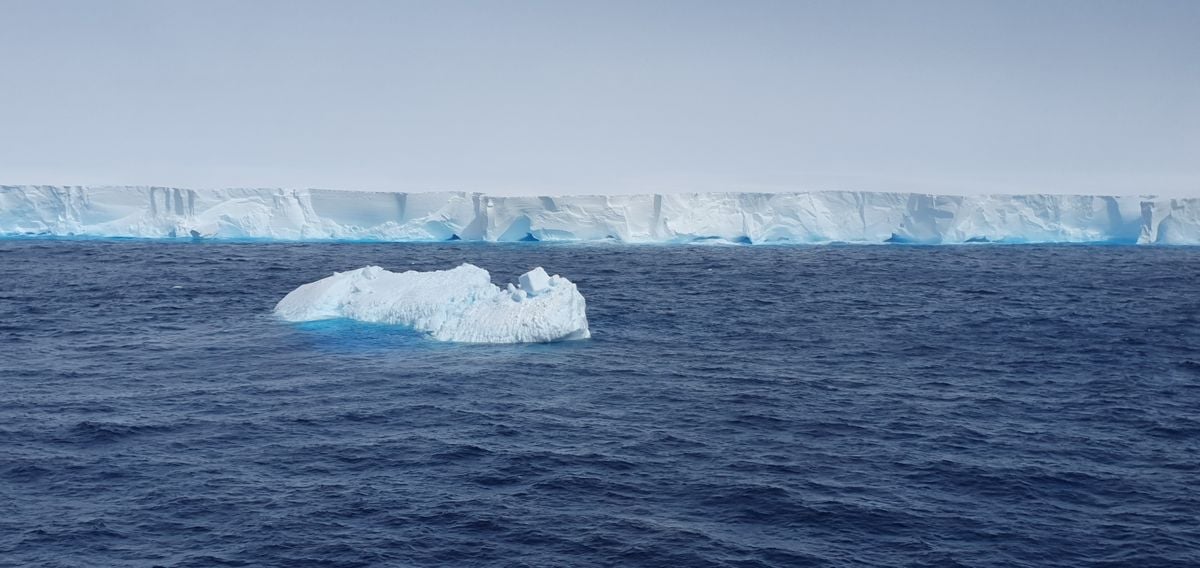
left=3, top=185, right=1199, bottom=245
left=273, top=264, right=590, bottom=344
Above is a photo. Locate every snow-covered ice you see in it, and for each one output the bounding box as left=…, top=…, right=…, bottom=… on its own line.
left=273, top=264, right=590, bottom=343
left=2, top=185, right=1199, bottom=245
left=519, top=267, right=552, bottom=295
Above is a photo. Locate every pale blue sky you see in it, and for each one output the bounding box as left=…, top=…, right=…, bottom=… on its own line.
left=2, top=0, right=1197, bottom=195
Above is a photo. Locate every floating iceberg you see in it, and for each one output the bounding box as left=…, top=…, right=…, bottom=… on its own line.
left=274, top=264, right=590, bottom=344
left=2, top=185, right=1199, bottom=245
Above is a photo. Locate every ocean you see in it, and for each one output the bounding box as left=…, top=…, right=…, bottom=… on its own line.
left=2, top=240, right=1198, bottom=567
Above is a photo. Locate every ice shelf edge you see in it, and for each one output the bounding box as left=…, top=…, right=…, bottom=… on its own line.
left=2, top=185, right=1198, bottom=245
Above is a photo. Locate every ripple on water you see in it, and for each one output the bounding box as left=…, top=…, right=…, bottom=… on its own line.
left=1, top=241, right=1199, bottom=566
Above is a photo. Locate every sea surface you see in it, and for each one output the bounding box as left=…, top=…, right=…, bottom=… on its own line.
left=1, top=240, right=1198, bottom=567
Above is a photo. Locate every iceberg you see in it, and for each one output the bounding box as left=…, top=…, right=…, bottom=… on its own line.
left=273, top=264, right=590, bottom=343
left=2, top=185, right=1198, bottom=245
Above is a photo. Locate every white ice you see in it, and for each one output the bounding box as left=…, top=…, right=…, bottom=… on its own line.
left=273, top=264, right=590, bottom=344
left=2, top=185, right=1198, bottom=245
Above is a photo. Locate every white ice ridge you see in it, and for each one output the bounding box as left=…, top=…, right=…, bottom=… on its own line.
left=273, top=264, right=590, bottom=344
left=2, top=185, right=1199, bottom=244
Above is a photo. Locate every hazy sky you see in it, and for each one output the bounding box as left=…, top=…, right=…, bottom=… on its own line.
left=2, top=0, right=1198, bottom=195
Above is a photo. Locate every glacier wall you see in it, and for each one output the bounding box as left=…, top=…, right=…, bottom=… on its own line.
left=2, top=185, right=1198, bottom=245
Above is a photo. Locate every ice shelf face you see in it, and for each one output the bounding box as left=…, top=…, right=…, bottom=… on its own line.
left=2, top=185, right=1198, bottom=244
left=273, top=264, right=590, bottom=343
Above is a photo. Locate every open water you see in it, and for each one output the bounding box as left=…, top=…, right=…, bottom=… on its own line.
left=1, top=240, right=1198, bottom=567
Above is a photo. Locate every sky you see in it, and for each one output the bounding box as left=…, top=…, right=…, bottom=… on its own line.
left=1, top=0, right=1198, bottom=196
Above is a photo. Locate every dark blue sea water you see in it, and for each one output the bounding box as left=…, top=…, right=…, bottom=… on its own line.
left=2, top=241, right=1199, bottom=567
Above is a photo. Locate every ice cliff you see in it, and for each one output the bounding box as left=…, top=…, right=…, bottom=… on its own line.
left=274, top=264, right=590, bottom=343
left=2, top=185, right=1198, bottom=244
